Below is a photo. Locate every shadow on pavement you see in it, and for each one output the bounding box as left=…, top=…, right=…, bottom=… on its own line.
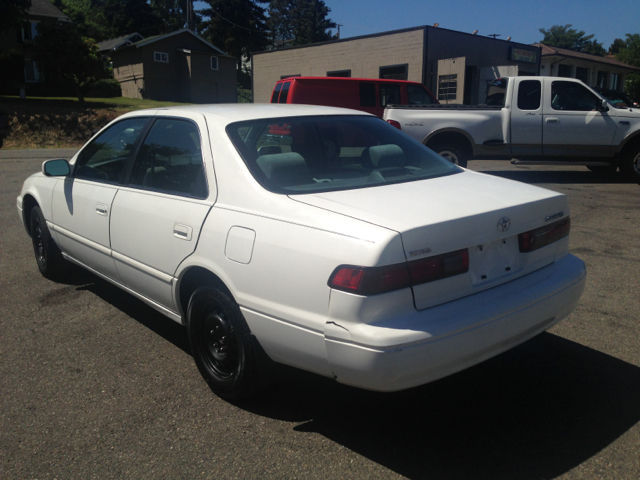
left=240, top=333, right=640, bottom=480
left=70, top=275, right=640, bottom=479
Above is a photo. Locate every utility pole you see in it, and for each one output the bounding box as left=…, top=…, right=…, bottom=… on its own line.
left=336, top=24, right=343, bottom=39
left=488, top=33, right=501, bottom=39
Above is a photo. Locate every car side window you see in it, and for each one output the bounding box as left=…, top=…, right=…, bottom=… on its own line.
left=551, top=81, right=601, bottom=111
left=517, top=80, right=541, bottom=110
left=128, top=118, right=207, bottom=198
left=380, top=84, right=401, bottom=107
left=75, top=118, right=148, bottom=183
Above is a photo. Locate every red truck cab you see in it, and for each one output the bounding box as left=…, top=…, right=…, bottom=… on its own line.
left=270, top=77, right=438, bottom=118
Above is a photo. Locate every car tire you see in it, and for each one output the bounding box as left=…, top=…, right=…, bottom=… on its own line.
left=587, top=164, right=618, bottom=175
left=30, top=206, right=69, bottom=281
left=619, top=142, right=640, bottom=183
left=432, top=143, right=468, bottom=168
left=187, top=286, right=265, bottom=399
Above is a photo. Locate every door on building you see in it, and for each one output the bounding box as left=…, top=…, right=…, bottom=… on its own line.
left=437, top=57, right=465, bottom=104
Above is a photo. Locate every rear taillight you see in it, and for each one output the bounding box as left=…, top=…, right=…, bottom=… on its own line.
left=328, top=248, right=469, bottom=296
left=386, top=119, right=402, bottom=130
left=518, top=218, right=570, bottom=252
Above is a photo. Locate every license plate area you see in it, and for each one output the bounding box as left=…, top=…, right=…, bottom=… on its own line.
left=468, top=236, right=521, bottom=285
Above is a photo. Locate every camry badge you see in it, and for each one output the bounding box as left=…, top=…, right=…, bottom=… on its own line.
left=545, top=211, right=564, bottom=222
left=497, top=217, right=511, bottom=232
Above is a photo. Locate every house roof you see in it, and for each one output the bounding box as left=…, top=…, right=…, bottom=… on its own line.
left=534, top=43, right=640, bottom=71
left=130, top=29, right=228, bottom=56
left=29, top=0, right=70, bottom=21
left=97, top=33, right=145, bottom=52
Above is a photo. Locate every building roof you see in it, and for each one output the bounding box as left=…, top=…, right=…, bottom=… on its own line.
left=29, top=0, right=69, bottom=21
left=97, top=33, right=145, bottom=53
left=534, top=43, right=640, bottom=71
left=129, top=29, right=228, bottom=56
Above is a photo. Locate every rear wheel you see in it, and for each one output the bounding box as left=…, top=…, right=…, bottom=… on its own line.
left=30, top=206, right=68, bottom=281
left=187, top=287, right=265, bottom=399
left=620, top=142, right=640, bottom=183
left=431, top=143, right=468, bottom=168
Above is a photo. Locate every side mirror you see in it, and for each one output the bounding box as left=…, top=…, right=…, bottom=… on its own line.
left=599, top=98, right=609, bottom=112
left=42, top=158, right=71, bottom=177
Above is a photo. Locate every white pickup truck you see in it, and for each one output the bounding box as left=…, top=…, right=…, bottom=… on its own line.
left=382, top=76, right=640, bottom=181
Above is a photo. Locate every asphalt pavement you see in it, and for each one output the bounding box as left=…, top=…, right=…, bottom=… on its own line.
left=1, top=152, right=639, bottom=479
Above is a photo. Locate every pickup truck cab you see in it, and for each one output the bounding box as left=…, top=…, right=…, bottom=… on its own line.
left=271, top=76, right=438, bottom=118
left=383, top=76, right=640, bottom=181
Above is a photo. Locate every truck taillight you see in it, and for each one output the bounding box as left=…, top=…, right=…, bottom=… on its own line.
left=328, top=249, right=469, bottom=296
left=386, top=119, right=402, bottom=130
left=518, top=218, right=570, bottom=252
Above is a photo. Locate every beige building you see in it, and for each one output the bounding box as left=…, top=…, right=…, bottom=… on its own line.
left=534, top=43, right=639, bottom=92
left=112, top=29, right=238, bottom=103
left=252, top=25, right=542, bottom=105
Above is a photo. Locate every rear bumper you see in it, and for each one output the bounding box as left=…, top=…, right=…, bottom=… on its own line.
left=325, top=253, right=586, bottom=392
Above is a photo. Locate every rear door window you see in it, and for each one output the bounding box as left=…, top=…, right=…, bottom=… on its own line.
left=271, top=83, right=282, bottom=103
left=359, top=83, right=376, bottom=107
left=278, top=82, right=291, bottom=103
left=517, top=80, right=541, bottom=110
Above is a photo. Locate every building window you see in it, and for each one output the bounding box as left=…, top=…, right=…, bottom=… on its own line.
left=575, top=67, right=589, bottom=84
left=438, top=74, right=457, bottom=101
left=558, top=64, right=572, bottom=78
left=327, top=69, right=351, bottom=77
left=596, top=71, right=608, bottom=88
left=22, top=21, right=39, bottom=42
left=379, top=64, right=408, bottom=80
left=611, top=73, right=621, bottom=91
left=154, top=52, right=169, bottom=63
left=211, top=56, right=218, bottom=70
left=24, top=60, right=43, bottom=83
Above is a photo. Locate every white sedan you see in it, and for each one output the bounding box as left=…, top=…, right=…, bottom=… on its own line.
left=17, top=104, right=586, bottom=398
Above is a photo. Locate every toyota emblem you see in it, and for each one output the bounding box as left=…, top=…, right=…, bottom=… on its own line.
left=497, top=217, right=511, bottom=232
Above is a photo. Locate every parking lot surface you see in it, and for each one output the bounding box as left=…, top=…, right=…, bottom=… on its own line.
left=1, top=151, right=639, bottom=479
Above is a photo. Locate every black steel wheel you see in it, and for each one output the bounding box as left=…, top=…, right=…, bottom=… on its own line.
left=187, top=287, right=263, bottom=399
left=30, top=206, right=68, bottom=280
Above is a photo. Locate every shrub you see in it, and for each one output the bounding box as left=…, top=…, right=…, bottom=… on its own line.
left=83, top=79, right=122, bottom=98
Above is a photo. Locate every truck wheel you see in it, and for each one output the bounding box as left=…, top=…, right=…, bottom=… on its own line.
left=620, top=142, right=640, bottom=183
left=187, top=287, right=265, bottom=399
left=432, top=144, right=468, bottom=168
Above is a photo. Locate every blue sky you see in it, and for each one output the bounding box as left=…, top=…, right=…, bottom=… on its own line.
left=323, top=0, right=639, bottom=49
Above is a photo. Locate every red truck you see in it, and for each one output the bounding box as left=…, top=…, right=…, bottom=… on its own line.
left=270, top=76, right=438, bottom=118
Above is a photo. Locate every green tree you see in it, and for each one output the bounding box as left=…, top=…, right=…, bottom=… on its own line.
left=267, top=0, right=293, bottom=48
left=615, top=33, right=640, bottom=103
left=198, top=0, right=269, bottom=59
left=609, top=38, right=626, bottom=55
left=290, top=0, right=336, bottom=46
left=539, top=24, right=605, bottom=56
left=32, top=22, right=105, bottom=102
left=0, top=0, right=31, bottom=33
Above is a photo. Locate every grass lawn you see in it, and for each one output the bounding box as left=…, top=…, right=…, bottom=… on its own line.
left=0, top=96, right=192, bottom=149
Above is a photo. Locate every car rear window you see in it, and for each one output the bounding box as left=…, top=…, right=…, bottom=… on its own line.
left=226, top=115, right=461, bottom=194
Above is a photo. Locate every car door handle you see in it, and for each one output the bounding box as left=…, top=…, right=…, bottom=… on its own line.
left=620, top=121, right=630, bottom=125
left=173, top=224, right=193, bottom=241
left=96, top=203, right=108, bottom=216
left=546, top=118, right=559, bottom=123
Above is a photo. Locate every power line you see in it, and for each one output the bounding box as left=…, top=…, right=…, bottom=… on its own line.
left=201, top=8, right=269, bottom=34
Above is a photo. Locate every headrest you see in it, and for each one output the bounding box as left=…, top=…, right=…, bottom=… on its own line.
left=256, top=152, right=308, bottom=180
left=368, top=144, right=405, bottom=168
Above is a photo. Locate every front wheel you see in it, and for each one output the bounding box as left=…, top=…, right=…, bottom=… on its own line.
left=431, top=143, right=468, bottom=168
left=187, top=287, right=264, bottom=399
left=30, top=206, right=69, bottom=281
left=620, top=143, right=640, bottom=183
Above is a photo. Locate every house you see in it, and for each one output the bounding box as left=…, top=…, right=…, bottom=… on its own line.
left=252, top=25, right=542, bottom=105
left=534, top=43, right=639, bottom=92
left=111, top=29, right=238, bottom=103
left=0, top=0, right=70, bottom=93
